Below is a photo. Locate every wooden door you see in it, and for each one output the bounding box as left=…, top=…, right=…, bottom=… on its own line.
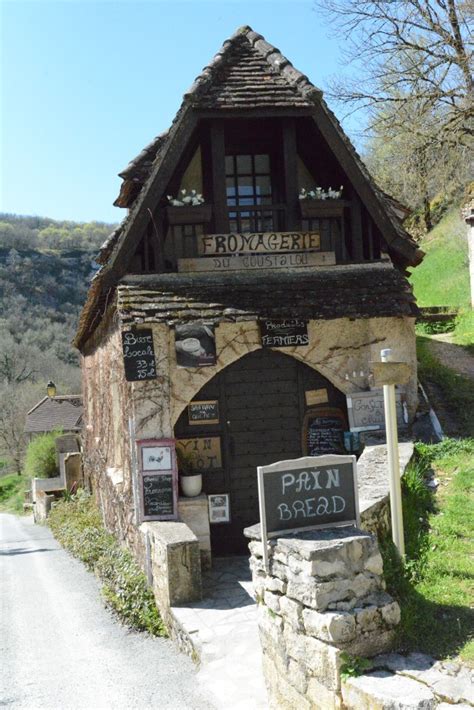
left=174, top=349, right=347, bottom=554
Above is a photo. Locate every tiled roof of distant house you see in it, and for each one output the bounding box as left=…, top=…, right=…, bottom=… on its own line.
left=24, top=395, right=83, bottom=434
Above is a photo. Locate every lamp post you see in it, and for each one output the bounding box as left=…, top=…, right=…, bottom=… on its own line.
left=46, top=381, right=56, bottom=398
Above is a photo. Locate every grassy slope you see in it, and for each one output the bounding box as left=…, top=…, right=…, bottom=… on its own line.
left=409, top=207, right=470, bottom=308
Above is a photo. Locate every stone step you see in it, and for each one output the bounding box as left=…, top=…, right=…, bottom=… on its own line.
left=341, top=670, right=436, bottom=709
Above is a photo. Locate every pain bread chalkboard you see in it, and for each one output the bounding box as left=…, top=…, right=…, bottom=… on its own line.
left=137, top=439, right=178, bottom=521
left=122, top=329, right=157, bottom=382
left=257, top=455, right=359, bottom=541
left=302, top=407, right=347, bottom=456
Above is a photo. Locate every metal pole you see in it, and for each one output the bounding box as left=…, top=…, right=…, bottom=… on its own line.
left=381, top=348, right=405, bottom=557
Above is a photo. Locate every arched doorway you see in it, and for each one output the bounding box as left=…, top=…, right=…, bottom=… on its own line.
left=175, top=349, right=347, bottom=554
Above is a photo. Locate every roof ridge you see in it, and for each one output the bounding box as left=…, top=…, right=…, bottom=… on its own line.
left=183, top=25, right=323, bottom=104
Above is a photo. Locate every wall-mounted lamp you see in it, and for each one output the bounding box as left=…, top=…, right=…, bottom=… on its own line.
left=46, top=380, right=57, bottom=398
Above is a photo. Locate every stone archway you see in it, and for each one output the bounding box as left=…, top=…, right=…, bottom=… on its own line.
left=174, top=348, right=347, bottom=554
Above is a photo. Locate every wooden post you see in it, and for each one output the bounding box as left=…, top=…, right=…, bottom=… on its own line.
left=380, top=349, right=405, bottom=557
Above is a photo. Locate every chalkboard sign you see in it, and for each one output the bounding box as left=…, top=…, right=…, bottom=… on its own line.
left=302, top=407, right=347, bottom=456
left=258, top=455, right=359, bottom=548
left=122, top=329, right=157, bottom=382
left=188, top=400, right=220, bottom=425
left=260, top=319, right=309, bottom=348
left=137, top=438, right=178, bottom=522
left=142, top=474, right=174, bottom=517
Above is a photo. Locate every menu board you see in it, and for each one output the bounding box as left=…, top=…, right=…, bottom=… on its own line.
left=136, top=439, right=178, bottom=522
left=122, top=329, right=157, bottom=382
left=142, top=474, right=174, bottom=517
left=302, top=408, right=347, bottom=456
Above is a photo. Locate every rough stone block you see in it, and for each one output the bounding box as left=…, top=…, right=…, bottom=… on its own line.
left=265, top=576, right=287, bottom=594
left=365, top=552, right=384, bottom=575
left=303, top=609, right=356, bottom=644
left=355, top=605, right=380, bottom=632
left=342, top=671, right=436, bottom=709
left=280, top=596, right=303, bottom=631
left=284, top=626, right=342, bottom=691
left=288, top=659, right=308, bottom=695
left=342, top=628, right=396, bottom=658
left=306, top=677, right=342, bottom=710
left=264, top=590, right=281, bottom=614
left=380, top=601, right=401, bottom=627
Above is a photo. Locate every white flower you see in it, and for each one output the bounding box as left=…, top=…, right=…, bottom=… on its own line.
left=181, top=189, right=186, bottom=195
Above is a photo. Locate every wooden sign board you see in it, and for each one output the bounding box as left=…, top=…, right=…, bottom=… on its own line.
left=347, top=390, right=404, bottom=432
left=371, top=361, right=411, bottom=387
left=305, top=388, right=328, bottom=407
left=258, top=454, right=359, bottom=540
left=302, top=407, right=347, bottom=456
left=137, top=439, right=178, bottom=522
left=178, top=251, right=336, bottom=273
left=260, top=319, right=309, bottom=348
left=122, top=329, right=157, bottom=382
left=188, top=400, right=220, bottom=425
left=176, top=437, right=222, bottom=471
left=198, top=231, right=321, bottom=256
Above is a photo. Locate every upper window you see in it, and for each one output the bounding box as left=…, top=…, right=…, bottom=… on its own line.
left=225, top=154, right=274, bottom=232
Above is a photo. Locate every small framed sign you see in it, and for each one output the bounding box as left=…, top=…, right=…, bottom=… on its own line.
left=136, top=438, right=178, bottom=522
left=208, top=494, right=230, bottom=524
left=188, top=400, right=220, bottom=426
left=176, top=437, right=222, bottom=471
left=347, top=390, right=404, bottom=432
left=175, top=324, right=216, bottom=368
left=141, top=444, right=173, bottom=471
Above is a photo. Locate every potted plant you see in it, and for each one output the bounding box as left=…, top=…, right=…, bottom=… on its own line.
left=298, top=186, right=347, bottom=218
left=166, top=190, right=212, bottom=225
left=177, top=447, right=202, bottom=497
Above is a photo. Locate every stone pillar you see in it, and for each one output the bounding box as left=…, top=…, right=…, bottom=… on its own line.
left=245, top=526, right=400, bottom=710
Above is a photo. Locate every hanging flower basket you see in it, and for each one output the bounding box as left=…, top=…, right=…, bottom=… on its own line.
left=166, top=204, right=212, bottom=225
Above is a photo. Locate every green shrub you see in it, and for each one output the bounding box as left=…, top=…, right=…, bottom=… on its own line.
left=24, top=430, right=61, bottom=478
left=49, top=491, right=167, bottom=636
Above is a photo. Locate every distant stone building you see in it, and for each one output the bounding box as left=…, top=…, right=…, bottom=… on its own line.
left=74, top=26, right=423, bottom=614
left=24, top=395, right=83, bottom=440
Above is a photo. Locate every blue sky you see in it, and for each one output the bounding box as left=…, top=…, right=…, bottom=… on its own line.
left=1, top=0, right=356, bottom=223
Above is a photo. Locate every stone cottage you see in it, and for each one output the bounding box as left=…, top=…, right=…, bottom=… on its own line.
left=74, top=26, right=423, bottom=610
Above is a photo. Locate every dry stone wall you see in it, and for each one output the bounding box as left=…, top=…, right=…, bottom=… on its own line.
left=246, top=527, right=400, bottom=709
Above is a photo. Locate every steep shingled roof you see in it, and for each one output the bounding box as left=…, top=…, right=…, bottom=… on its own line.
left=75, top=25, right=423, bottom=350
left=117, top=263, right=417, bottom=327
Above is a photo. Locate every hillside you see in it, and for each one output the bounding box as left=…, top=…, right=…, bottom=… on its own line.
left=0, top=214, right=117, bottom=473
left=409, top=207, right=471, bottom=309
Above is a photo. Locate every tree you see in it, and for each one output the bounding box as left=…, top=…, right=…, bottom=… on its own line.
left=317, top=0, right=473, bottom=143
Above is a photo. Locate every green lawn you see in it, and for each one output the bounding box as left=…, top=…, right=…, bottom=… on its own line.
left=409, top=208, right=470, bottom=309
left=382, top=440, right=474, bottom=664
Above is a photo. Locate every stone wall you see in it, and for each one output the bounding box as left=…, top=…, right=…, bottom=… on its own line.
left=246, top=527, right=400, bottom=710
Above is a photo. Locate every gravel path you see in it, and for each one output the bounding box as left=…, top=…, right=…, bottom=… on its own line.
left=0, top=513, right=214, bottom=710
left=428, top=334, right=474, bottom=380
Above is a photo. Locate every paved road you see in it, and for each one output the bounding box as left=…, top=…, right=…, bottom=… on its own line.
left=0, top=514, right=214, bottom=710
